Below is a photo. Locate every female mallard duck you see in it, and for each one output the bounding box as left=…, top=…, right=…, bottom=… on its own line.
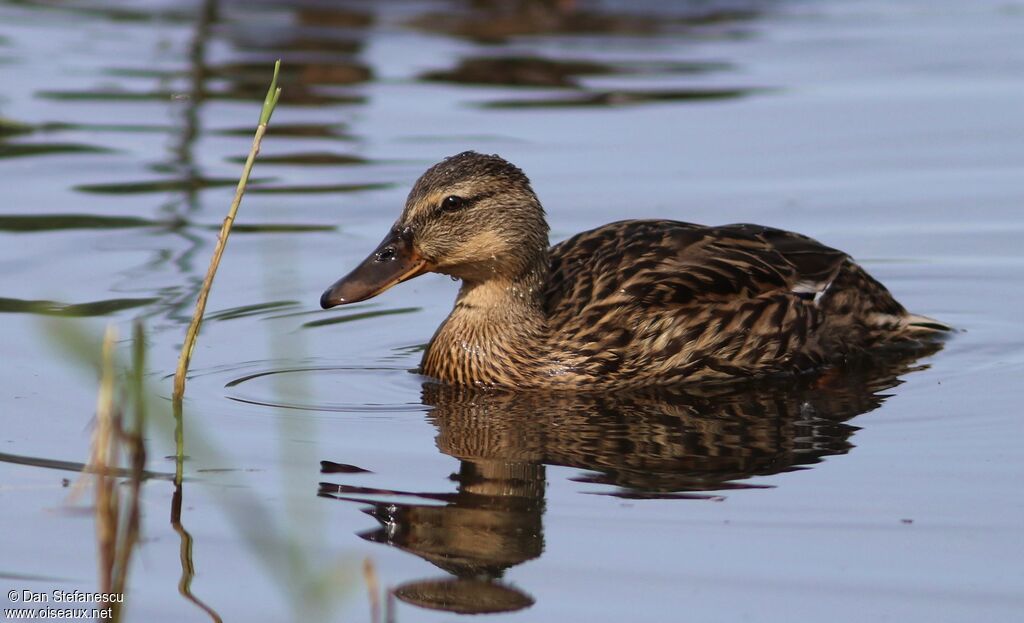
left=320, top=151, right=948, bottom=389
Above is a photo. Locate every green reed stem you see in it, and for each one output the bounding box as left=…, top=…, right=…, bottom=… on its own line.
left=173, top=60, right=281, bottom=399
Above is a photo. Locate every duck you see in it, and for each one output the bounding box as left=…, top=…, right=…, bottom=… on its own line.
left=320, top=151, right=949, bottom=389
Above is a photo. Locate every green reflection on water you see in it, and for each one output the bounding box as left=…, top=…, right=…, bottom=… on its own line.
left=0, top=142, right=113, bottom=159
left=214, top=223, right=336, bottom=233
left=480, top=87, right=760, bottom=109
left=247, top=182, right=394, bottom=195
left=0, top=213, right=336, bottom=233
left=0, top=117, right=34, bottom=137
left=206, top=300, right=301, bottom=322
left=215, top=123, right=351, bottom=139
left=303, top=307, right=421, bottom=328
left=37, top=89, right=366, bottom=107
left=0, top=214, right=153, bottom=231
left=74, top=177, right=262, bottom=194
left=0, top=297, right=158, bottom=317
left=225, top=152, right=370, bottom=166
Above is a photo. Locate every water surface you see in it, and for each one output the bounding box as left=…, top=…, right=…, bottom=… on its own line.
left=2, top=1, right=1023, bottom=621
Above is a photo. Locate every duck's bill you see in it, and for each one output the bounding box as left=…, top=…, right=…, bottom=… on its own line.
left=320, top=230, right=432, bottom=308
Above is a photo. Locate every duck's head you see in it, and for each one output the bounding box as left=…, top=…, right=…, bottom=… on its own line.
left=320, top=151, right=549, bottom=308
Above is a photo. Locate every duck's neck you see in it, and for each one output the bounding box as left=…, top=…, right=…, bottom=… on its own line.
left=422, top=265, right=550, bottom=386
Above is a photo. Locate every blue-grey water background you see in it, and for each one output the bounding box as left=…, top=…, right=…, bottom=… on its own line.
left=2, top=0, right=1023, bottom=621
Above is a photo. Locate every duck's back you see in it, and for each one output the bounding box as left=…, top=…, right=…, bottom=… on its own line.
left=542, top=220, right=937, bottom=385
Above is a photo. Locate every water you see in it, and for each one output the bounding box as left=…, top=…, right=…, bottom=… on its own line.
left=2, top=0, right=1023, bottom=621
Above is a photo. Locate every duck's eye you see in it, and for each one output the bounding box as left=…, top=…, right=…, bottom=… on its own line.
left=442, top=195, right=466, bottom=211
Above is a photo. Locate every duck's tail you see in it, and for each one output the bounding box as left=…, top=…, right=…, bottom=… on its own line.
left=901, top=312, right=954, bottom=335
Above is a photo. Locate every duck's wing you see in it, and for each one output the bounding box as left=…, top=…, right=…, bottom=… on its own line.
left=544, top=220, right=848, bottom=320
left=718, top=223, right=850, bottom=302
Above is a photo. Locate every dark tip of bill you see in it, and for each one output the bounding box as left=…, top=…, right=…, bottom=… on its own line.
left=320, top=289, right=337, bottom=309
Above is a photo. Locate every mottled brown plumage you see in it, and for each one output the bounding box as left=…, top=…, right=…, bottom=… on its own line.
left=321, top=151, right=949, bottom=388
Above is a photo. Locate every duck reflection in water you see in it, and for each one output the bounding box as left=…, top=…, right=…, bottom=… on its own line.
left=318, top=347, right=939, bottom=615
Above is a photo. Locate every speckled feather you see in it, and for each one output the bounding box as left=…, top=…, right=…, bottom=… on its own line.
left=538, top=220, right=911, bottom=385
left=332, top=152, right=948, bottom=389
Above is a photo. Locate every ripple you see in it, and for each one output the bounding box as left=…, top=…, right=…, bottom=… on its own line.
left=421, top=56, right=729, bottom=89
left=224, top=365, right=427, bottom=413
left=0, top=141, right=113, bottom=159
left=224, top=152, right=371, bottom=166
left=0, top=296, right=158, bottom=317
left=480, top=87, right=761, bottom=109
left=74, top=177, right=259, bottom=195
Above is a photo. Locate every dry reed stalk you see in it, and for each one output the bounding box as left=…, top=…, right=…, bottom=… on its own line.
left=108, top=322, right=147, bottom=619
left=364, top=557, right=381, bottom=623
left=94, top=325, right=118, bottom=594
left=74, top=323, right=147, bottom=620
